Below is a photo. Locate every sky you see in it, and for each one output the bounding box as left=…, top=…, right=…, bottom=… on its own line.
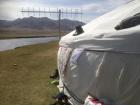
left=0, top=0, right=131, bottom=23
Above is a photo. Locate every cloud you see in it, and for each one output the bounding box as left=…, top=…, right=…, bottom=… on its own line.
left=82, top=0, right=132, bottom=14
left=0, top=0, right=133, bottom=22
left=82, top=3, right=108, bottom=14
left=0, top=0, right=56, bottom=20
left=105, top=0, right=133, bottom=7
left=35, top=0, right=94, bottom=6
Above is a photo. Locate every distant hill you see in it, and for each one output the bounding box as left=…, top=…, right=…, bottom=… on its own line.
left=0, top=16, right=85, bottom=31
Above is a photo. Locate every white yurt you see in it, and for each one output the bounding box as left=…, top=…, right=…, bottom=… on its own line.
left=57, top=0, right=140, bottom=105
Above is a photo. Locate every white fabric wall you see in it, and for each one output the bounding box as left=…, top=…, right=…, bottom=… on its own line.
left=57, top=0, right=140, bottom=105
left=58, top=48, right=140, bottom=105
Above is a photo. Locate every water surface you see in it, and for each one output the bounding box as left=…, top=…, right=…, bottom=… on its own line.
left=0, top=37, right=59, bottom=51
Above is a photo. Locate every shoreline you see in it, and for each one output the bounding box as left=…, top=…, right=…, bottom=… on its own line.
left=0, top=35, right=60, bottom=40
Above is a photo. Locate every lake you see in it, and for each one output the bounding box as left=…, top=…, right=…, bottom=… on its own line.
left=0, top=37, right=59, bottom=51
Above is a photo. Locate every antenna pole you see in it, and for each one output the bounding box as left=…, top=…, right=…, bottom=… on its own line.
left=58, top=9, right=61, bottom=40
left=21, top=8, right=83, bottom=39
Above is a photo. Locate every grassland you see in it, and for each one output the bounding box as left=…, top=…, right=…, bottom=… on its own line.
left=0, top=41, right=59, bottom=105
left=0, top=28, right=68, bottom=39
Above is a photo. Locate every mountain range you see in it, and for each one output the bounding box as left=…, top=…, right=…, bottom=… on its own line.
left=0, top=16, right=85, bottom=31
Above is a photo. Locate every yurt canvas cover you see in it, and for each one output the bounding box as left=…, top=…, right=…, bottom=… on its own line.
left=57, top=0, right=140, bottom=105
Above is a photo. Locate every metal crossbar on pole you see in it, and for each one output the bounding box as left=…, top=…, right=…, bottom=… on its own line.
left=21, top=8, right=83, bottom=39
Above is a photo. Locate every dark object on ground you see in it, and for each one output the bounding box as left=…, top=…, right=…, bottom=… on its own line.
left=50, top=101, right=65, bottom=105
left=50, top=69, right=59, bottom=79
left=53, top=92, right=68, bottom=100
left=115, top=13, right=140, bottom=30
left=50, top=92, right=71, bottom=105
left=73, top=25, right=84, bottom=36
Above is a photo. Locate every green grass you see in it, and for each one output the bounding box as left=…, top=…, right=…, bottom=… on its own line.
left=0, top=41, right=59, bottom=105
